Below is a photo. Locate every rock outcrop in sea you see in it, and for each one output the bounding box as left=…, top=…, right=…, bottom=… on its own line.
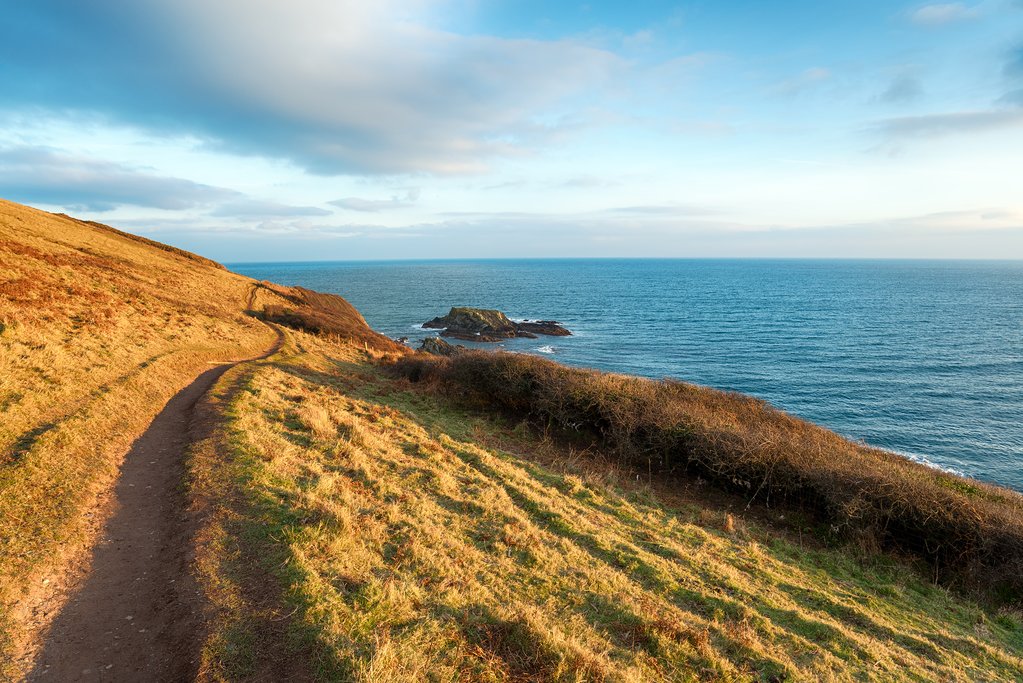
left=422, top=307, right=571, bottom=342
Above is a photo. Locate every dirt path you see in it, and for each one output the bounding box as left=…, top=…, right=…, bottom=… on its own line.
left=28, top=330, right=282, bottom=682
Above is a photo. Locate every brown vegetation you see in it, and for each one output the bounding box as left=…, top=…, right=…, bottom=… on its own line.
left=252, top=282, right=405, bottom=353
left=391, top=350, right=1023, bottom=605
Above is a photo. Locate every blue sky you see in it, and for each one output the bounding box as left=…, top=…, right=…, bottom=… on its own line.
left=2, top=0, right=1022, bottom=260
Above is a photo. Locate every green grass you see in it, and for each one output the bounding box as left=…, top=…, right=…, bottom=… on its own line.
left=190, top=331, right=1023, bottom=682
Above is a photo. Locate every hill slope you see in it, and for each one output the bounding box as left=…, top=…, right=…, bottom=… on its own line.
left=1, top=199, right=1022, bottom=681
left=0, top=200, right=397, bottom=678
left=190, top=330, right=1023, bottom=681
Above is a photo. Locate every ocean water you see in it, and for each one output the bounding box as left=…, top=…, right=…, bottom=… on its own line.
left=230, top=259, right=1023, bottom=491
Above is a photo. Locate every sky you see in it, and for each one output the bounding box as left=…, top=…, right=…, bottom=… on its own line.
left=1, top=0, right=1022, bottom=261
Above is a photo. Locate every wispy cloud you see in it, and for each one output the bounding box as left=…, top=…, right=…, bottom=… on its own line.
left=247, top=220, right=364, bottom=238
left=877, top=75, right=924, bottom=104
left=908, top=3, right=980, bottom=26
left=602, top=204, right=718, bottom=217
left=211, top=199, right=332, bottom=218
left=481, top=180, right=529, bottom=191
left=1002, top=44, right=1023, bottom=103
left=0, top=146, right=238, bottom=211
left=558, top=176, right=621, bottom=189
left=871, top=109, right=1023, bottom=140
left=330, top=189, right=421, bottom=212
left=436, top=204, right=718, bottom=221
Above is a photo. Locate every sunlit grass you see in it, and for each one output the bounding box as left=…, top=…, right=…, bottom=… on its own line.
left=192, top=332, right=1023, bottom=681
left=391, top=351, right=1023, bottom=605
left=0, top=201, right=275, bottom=677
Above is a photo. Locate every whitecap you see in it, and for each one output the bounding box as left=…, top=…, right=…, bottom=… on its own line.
left=877, top=446, right=965, bottom=476
left=536, top=345, right=556, bottom=355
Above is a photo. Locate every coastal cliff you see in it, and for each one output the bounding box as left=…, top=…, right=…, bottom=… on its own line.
left=2, top=200, right=1022, bottom=682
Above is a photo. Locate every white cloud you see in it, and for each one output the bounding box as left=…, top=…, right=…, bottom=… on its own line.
left=211, top=200, right=332, bottom=218
left=1, top=0, right=624, bottom=175
left=871, top=109, right=1023, bottom=140
left=330, top=189, right=421, bottom=212
left=877, top=75, right=924, bottom=104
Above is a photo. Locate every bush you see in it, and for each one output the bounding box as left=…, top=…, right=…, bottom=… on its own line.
left=390, top=351, right=1023, bottom=604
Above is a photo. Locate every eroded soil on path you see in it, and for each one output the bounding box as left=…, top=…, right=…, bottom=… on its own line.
left=29, top=333, right=281, bottom=682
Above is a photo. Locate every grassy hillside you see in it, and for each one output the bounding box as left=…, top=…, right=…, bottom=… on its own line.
left=2, top=199, right=1022, bottom=681
left=0, top=200, right=264, bottom=671
left=189, top=329, right=1023, bottom=681
left=392, top=352, right=1023, bottom=604
left=0, top=200, right=395, bottom=677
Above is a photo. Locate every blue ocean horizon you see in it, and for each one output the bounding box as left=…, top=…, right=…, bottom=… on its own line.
left=230, top=258, right=1023, bottom=491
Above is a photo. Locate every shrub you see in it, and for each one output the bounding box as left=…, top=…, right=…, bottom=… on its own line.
left=390, top=351, right=1023, bottom=604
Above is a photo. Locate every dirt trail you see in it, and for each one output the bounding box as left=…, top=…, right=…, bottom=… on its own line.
left=28, top=329, right=282, bottom=682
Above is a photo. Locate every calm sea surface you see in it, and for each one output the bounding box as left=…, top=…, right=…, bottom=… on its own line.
left=229, top=259, right=1023, bottom=490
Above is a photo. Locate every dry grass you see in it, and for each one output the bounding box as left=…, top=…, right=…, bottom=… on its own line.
left=0, top=200, right=387, bottom=678
left=5, top=196, right=1023, bottom=681
left=190, top=329, right=1023, bottom=681
left=391, top=351, right=1023, bottom=606
left=0, top=200, right=281, bottom=677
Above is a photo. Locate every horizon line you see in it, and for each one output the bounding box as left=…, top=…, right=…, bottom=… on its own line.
left=223, top=255, right=1023, bottom=266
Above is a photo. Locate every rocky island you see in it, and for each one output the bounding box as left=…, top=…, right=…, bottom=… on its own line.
left=422, top=306, right=571, bottom=342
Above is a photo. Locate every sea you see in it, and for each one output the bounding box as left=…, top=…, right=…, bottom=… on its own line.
left=229, top=259, right=1023, bottom=491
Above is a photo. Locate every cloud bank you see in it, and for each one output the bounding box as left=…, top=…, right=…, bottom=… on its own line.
left=872, top=109, right=1023, bottom=140
left=0, top=0, right=621, bottom=175
left=331, top=190, right=421, bottom=212
left=0, top=146, right=237, bottom=211
left=211, top=200, right=332, bottom=218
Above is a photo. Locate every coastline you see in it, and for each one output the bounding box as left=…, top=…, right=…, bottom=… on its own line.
left=4, top=202, right=1023, bottom=680
left=229, top=258, right=1023, bottom=492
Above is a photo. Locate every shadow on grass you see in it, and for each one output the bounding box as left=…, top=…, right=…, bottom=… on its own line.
left=5, top=422, right=57, bottom=464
